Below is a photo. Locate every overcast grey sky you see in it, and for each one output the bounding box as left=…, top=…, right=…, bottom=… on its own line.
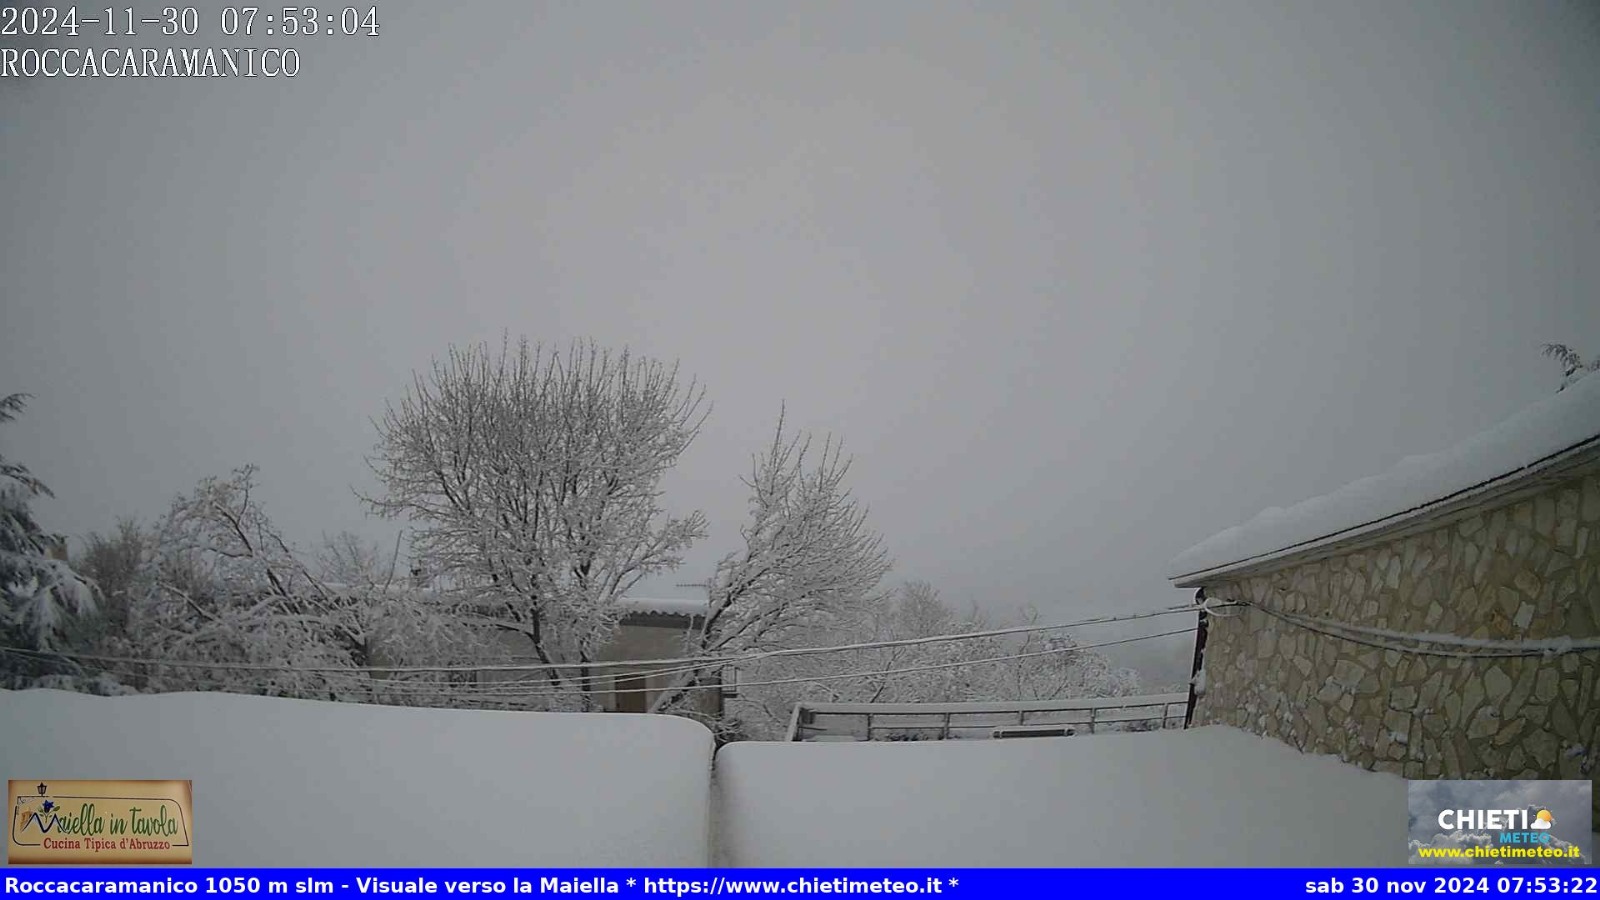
left=3, top=1, right=1598, bottom=682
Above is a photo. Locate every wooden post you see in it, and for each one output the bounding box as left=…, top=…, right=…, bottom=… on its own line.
left=785, top=703, right=805, bottom=741
left=1185, top=588, right=1209, bottom=728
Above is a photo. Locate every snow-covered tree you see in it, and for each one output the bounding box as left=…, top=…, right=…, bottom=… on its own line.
left=650, top=414, right=893, bottom=721
left=128, top=466, right=472, bottom=703
left=983, top=607, right=1142, bottom=702
left=0, top=393, right=96, bottom=677
left=1542, top=343, right=1600, bottom=391
left=306, top=530, right=495, bottom=709
left=725, top=581, right=984, bottom=734
left=364, top=337, right=708, bottom=709
left=74, top=518, right=147, bottom=643
left=315, top=530, right=387, bottom=587
left=728, top=581, right=1143, bottom=741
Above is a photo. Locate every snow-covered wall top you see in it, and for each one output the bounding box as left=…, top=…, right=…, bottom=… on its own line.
left=713, top=725, right=1405, bottom=866
left=1168, top=372, right=1600, bottom=582
left=0, top=690, right=714, bottom=866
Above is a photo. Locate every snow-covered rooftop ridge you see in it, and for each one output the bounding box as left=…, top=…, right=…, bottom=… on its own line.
left=614, top=596, right=709, bottom=617
left=1168, top=371, right=1600, bottom=582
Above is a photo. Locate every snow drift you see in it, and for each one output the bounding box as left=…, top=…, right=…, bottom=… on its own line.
left=713, top=725, right=1407, bottom=866
left=1169, top=371, right=1600, bottom=580
left=0, top=689, right=714, bottom=866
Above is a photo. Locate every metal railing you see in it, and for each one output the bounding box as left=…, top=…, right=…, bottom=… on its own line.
left=785, top=692, right=1190, bottom=742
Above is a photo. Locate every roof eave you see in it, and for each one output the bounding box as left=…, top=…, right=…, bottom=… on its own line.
left=620, top=610, right=705, bottom=628
left=1169, top=437, right=1600, bottom=589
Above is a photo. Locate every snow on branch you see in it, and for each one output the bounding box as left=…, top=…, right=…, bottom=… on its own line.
left=363, top=337, right=708, bottom=705
left=650, top=409, right=892, bottom=715
left=120, top=467, right=485, bottom=703
left=0, top=393, right=97, bottom=659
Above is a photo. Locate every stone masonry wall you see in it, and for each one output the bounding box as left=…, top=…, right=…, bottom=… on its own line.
left=1194, top=470, right=1600, bottom=826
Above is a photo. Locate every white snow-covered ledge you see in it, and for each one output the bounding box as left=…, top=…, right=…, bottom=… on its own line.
left=0, top=689, right=715, bottom=866
left=1168, top=372, right=1600, bottom=586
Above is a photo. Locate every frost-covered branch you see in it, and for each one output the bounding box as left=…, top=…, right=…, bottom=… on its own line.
left=117, top=468, right=485, bottom=704
left=651, top=410, right=892, bottom=714
left=363, top=337, right=708, bottom=707
left=725, top=581, right=1144, bottom=740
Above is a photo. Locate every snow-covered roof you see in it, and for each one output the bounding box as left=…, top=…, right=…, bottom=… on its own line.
left=1169, top=372, right=1600, bottom=584
left=614, top=596, right=710, bottom=618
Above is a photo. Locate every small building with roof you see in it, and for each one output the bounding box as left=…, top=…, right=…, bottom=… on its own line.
left=598, top=596, right=723, bottom=717
left=1168, top=374, right=1600, bottom=821
left=346, top=584, right=726, bottom=719
left=468, top=594, right=724, bottom=718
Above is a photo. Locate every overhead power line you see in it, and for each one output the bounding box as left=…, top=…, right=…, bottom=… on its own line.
left=2, top=626, right=1197, bottom=700
left=1227, top=597, right=1600, bottom=659
left=0, top=601, right=1207, bottom=678
left=391, top=626, right=1202, bottom=699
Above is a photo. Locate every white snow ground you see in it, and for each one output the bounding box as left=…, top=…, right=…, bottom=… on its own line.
left=3, top=691, right=1408, bottom=867
left=0, top=689, right=714, bottom=866
left=714, top=725, right=1407, bottom=866
left=1169, top=369, right=1600, bottom=580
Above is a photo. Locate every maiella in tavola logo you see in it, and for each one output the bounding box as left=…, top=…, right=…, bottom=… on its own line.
left=1408, top=780, right=1592, bottom=866
left=8, top=779, right=193, bottom=865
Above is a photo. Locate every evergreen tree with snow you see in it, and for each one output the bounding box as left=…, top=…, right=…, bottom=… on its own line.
left=1542, top=343, right=1600, bottom=391
left=0, top=393, right=96, bottom=674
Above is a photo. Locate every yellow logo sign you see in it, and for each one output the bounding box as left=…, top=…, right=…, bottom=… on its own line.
left=8, top=780, right=193, bottom=865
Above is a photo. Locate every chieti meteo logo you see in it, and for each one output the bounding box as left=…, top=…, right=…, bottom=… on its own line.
left=1408, top=780, right=1592, bottom=866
